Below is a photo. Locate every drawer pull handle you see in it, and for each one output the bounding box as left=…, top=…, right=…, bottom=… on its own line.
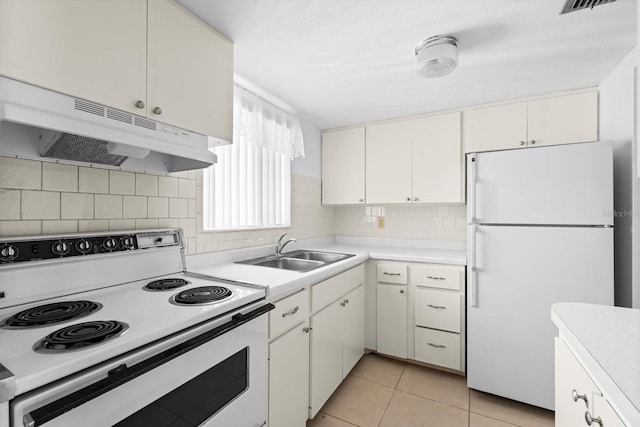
left=427, top=304, right=446, bottom=309
left=584, top=411, right=602, bottom=426
left=427, top=276, right=446, bottom=280
left=282, top=306, right=300, bottom=317
left=427, top=343, right=446, bottom=349
left=383, top=272, right=401, bottom=276
left=572, top=389, right=588, bottom=406
left=340, top=299, right=350, bottom=307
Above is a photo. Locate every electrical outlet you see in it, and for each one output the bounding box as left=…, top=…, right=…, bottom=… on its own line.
left=377, top=216, right=385, bottom=229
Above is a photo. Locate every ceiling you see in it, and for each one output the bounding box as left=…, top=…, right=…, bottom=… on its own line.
left=178, top=0, right=637, bottom=130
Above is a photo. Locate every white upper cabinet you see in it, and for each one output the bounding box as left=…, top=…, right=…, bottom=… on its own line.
left=412, top=112, right=462, bottom=203
left=322, top=127, right=366, bottom=205
left=0, top=0, right=148, bottom=115
left=464, top=90, right=598, bottom=153
left=463, top=102, right=528, bottom=153
left=0, top=0, right=233, bottom=140
left=366, top=121, right=413, bottom=204
left=147, top=0, right=233, bottom=141
left=527, top=91, right=598, bottom=148
left=366, top=112, right=463, bottom=204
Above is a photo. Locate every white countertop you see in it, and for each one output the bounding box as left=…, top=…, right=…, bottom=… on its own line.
left=551, top=303, right=640, bottom=426
left=187, top=237, right=466, bottom=300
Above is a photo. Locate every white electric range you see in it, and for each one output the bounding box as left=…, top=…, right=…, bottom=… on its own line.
left=0, top=229, right=272, bottom=427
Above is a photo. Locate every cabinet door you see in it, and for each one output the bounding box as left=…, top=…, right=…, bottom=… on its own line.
left=322, top=128, right=365, bottom=204
left=366, top=121, right=413, bottom=203
left=309, top=300, right=343, bottom=418
left=555, top=338, right=601, bottom=426
left=592, top=395, right=627, bottom=427
left=269, top=322, right=310, bottom=427
left=147, top=0, right=233, bottom=139
left=0, top=0, right=147, bottom=114
left=412, top=112, right=463, bottom=203
left=528, top=91, right=598, bottom=148
left=376, top=283, right=408, bottom=359
left=463, top=102, right=528, bottom=153
left=342, top=285, right=365, bottom=377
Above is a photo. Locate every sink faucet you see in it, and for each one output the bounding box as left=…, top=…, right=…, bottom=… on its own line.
left=275, top=233, right=296, bottom=256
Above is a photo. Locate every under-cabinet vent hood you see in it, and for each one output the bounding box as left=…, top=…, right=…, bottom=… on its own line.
left=559, top=0, right=616, bottom=14
left=0, top=77, right=217, bottom=173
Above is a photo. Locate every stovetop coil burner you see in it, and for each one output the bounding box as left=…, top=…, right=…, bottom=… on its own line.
left=2, top=301, right=102, bottom=329
left=143, top=278, right=191, bottom=291
left=170, top=286, right=234, bottom=306
left=33, top=320, right=129, bottom=353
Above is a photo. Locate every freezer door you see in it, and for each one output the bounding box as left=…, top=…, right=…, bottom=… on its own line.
left=466, top=225, right=613, bottom=410
left=468, top=141, right=613, bottom=225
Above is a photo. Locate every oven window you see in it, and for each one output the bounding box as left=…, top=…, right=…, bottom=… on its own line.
left=115, top=347, right=248, bottom=426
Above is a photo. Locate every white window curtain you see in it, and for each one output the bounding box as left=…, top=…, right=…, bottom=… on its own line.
left=203, top=84, right=305, bottom=230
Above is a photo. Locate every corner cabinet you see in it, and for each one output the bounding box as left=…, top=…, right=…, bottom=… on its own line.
left=366, top=112, right=463, bottom=204
left=309, top=265, right=365, bottom=418
left=371, top=260, right=466, bottom=373
left=0, top=0, right=233, bottom=141
left=321, top=127, right=366, bottom=205
left=463, top=90, right=598, bottom=153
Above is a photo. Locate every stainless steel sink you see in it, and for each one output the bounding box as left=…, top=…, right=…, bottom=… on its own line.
left=236, top=249, right=355, bottom=272
left=286, top=250, right=353, bottom=264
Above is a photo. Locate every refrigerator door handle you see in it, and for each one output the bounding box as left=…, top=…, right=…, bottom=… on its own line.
left=467, top=154, right=477, bottom=224
left=470, top=224, right=478, bottom=307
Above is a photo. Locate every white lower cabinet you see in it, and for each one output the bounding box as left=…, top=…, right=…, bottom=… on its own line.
left=371, top=260, right=465, bottom=373
left=376, top=283, right=408, bottom=358
left=555, top=337, right=626, bottom=426
left=309, top=266, right=365, bottom=419
left=268, top=321, right=310, bottom=427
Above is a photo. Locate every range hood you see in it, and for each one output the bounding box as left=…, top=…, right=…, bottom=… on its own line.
left=0, top=77, right=217, bottom=173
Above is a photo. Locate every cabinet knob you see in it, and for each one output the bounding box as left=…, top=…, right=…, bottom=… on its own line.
left=520, top=141, right=525, bottom=146
left=406, top=197, right=411, bottom=202
left=530, top=139, right=536, bottom=145
left=584, top=411, right=602, bottom=426
left=572, top=389, right=588, bottom=407
left=414, top=197, right=419, bottom=202
left=358, top=198, right=364, bottom=203
left=135, top=100, right=145, bottom=109
left=303, top=326, right=311, bottom=333
left=152, top=106, right=162, bottom=115
left=400, top=289, right=405, bottom=294
left=340, top=301, right=347, bottom=307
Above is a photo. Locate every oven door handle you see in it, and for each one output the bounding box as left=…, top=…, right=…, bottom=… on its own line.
left=25, top=302, right=275, bottom=427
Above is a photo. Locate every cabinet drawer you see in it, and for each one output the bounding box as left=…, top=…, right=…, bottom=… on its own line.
left=312, top=264, right=364, bottom=312
left=270, top=288, right=309, bottom=339
left=410, top=264, right=463, bottom=290
left=415, top=327, right=460, bottom=370
left=377, top=263, right=408, bottom=284
left=415, top=288, right=461, bottom=333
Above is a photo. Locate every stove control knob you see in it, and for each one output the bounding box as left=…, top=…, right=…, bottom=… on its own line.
left=75, top=239, right=93, bottom=254
left=0, top=244, right=19, bottom=261
left=102, top=238, right=119, bottom=252
left=52, top=240, right=71, bottom=256
left=121, top=236, right=135, bottom=250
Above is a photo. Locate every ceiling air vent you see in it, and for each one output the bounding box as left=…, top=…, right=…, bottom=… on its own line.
left=560, top=0, right=616, bottom=14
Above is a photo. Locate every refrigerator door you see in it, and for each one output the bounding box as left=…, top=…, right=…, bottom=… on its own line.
left=468, top=141, right=613, bottom=226
left=467, top=225, right=613, bottom=410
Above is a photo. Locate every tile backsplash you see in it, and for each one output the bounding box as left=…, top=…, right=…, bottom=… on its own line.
left=333, top=204, right=467, bottom=241
left=0, top=156, right=336, bottom=254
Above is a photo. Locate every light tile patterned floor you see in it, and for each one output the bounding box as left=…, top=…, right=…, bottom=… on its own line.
left=307, top=353, right=555, bottom=427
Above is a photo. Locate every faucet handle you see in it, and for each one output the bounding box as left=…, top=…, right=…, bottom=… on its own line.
left=277, top=233, right=288, bottom=245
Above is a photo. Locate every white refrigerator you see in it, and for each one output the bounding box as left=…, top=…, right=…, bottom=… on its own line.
left=466, top=141, right=614, bottom=410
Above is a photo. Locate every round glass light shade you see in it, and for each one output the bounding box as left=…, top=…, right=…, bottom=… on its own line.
left=415, top=36, right=458, bottom=78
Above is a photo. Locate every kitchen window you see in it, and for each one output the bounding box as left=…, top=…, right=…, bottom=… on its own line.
left=203, top=83, right=304, bottom=230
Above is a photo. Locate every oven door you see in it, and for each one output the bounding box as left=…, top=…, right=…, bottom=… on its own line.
left=12, top=303, right=273, bottom=427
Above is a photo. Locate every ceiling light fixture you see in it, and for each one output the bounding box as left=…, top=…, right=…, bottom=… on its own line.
left=414, top=35, right=458, bottom=78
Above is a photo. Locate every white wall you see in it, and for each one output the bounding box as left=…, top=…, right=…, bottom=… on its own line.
left=599, top=48, right=638, bottom=308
